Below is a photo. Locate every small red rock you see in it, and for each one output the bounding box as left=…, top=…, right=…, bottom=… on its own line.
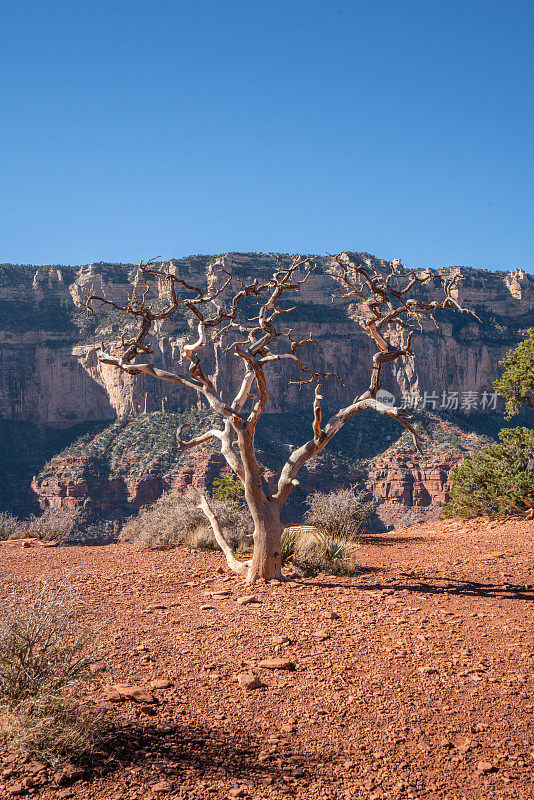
left=228, top=787, right=248, bottom=798
left=258, top=658, right=295, bottom=671
left=236, top=595, right=261, bottom=606
left=149, top=678, right=173, bottom=689
left=281, top=723, right=295, bottom=733
left=477, top=761, right=496, bottom=774
left=237, top=672, right=264, bottom=690
left=152, top=779, right=173, bottom=793
left=111, top=684, right=158, bottom=703
left=417, top=665, right=438, bottom=675
left=23, top=761, right=46, bottom=776
left=54, top=763, right=86, bottom=786
left=7, top=784, right=26, bottom=797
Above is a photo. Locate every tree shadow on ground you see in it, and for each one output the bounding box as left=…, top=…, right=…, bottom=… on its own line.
left=356, top=534, right=428, bottom=546
left=312, top=576, right=534, bottom=601
left=90, top=719, right=318, bottom=790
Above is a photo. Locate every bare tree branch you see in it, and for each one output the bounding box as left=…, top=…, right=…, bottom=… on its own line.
left=85, top=252, right=472, bottom=582
left=174, top=423, right=223, bottom=451
left=196, top=493, right=248, bottom=575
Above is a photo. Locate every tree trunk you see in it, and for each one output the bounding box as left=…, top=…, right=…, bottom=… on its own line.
left=246, top=500, right=283, bottom=582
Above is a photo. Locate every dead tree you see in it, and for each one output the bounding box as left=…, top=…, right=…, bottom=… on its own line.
left=86, top=254, right=470, bottom=582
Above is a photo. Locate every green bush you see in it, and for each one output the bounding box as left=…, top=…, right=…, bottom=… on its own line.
left=494, top=329, right=534, bottom=418
left=442, top=427, right=534, bottom=518
left=212, top=474, right=245, bottom=508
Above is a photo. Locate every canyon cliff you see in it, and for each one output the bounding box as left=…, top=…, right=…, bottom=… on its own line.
left=1, top=253, right=532, bottom=520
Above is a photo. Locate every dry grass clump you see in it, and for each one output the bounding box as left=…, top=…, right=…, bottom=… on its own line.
left=304, top=487, right=375, bottom=540
left=0, top=577, right=106, bottom=763
left=120, top=487, right=254, bottom=552
left=0, top=511, right=20, bottom=540
left=2, top=698, right=105, bottom=764
left=25, top=507, right=79, bottom=543
left=2, top=507, right=79, bottom=543
left=290, top=529, right=361, bottom=575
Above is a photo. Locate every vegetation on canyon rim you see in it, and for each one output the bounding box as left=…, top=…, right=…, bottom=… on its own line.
left=85, top=253, right=473, bottom=582
left=494, top=328, right=534, bottom=418
left=0, top=578, right=105, bottom=763
left=443, top=328, right=534, bottom=519
left=120, top=482, right=370, bottom=575
left=0, top=508, right=78, bottom=543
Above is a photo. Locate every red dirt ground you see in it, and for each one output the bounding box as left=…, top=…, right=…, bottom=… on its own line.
left=0, top=517, right=533, bottom=800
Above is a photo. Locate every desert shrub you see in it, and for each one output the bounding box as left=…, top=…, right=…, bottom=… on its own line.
left=120, top=487, right=254, bottom=551
left=280, top=528, right=299, bottom=565
left=0, top=512, right=21, bottom=541
left=494, top=329, right=534, bottom=418
left=381, top=506, right=430, bottom=530
left=25, top=507, right=78, bottom=543
left=0, top=577, right=105, bottom=763
left=212, top=474, right=245, bottom=508
left=291, top=530, right=360, bottom=575
left=442, top=427, right=534, bottom=518
left=304, top=487, right=375, bottom=540
left=2, top=698, right=105, bottom=764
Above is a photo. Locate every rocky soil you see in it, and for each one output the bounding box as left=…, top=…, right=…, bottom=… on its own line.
left=0, top=517, right=533, bottom=799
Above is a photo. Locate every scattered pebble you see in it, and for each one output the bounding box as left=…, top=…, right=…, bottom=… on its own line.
left=258, top=658, right=296, bottom=671
left=236, top=595, right=261, bottom=606
left=237, top=672, right=264, bottom=690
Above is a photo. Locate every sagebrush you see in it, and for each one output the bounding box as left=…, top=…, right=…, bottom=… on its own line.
left=304, top=487, right=375, bottom=540
left=0, top=577, right=106, bottom=763
left=26, top=507, right=79, bottom=543
left=1, top=507, right=79, bottom=543
left=0, top=511, right=20, bottom=541
left=120, top=487, right=254, bottom=551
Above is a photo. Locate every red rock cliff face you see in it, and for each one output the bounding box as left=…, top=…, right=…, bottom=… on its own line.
left=31, top=424, right=477, bottom=518
left=31, top=451, right=229, bottom=516
left=4, top=253, right=533, bottom=518
left=365, top=449, right=464, bottom=507
left=31, top=446, right=468, bottom=517
left=1, top=255, right=532, bottom=424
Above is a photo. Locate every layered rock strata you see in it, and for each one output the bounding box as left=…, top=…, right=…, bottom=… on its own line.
left=1, top=253, right=532, bottom=515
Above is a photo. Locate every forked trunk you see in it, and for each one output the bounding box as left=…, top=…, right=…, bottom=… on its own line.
left=246, top=500, right=283, bottom=582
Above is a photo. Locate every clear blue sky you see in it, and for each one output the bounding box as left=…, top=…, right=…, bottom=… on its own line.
left=1, top=0, right=533, bottom=271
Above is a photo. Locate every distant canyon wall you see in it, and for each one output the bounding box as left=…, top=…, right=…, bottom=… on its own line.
left=1, top=253, right=532, bottom=426
left=1, top=253, right=533, bottom=519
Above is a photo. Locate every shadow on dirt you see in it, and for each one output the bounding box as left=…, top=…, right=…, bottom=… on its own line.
left=91, top=720, right=316, bottom=789
left=357, top=535, right=428, bottom=546
left=312, top=577, right=534, bottom=601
